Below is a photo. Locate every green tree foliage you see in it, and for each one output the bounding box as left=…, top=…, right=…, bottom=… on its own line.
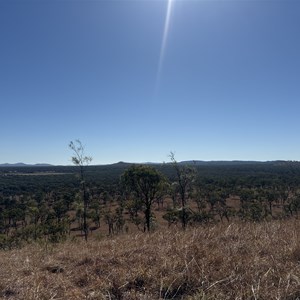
left=121, top=165, right=167, bottom=232
left=2, top=160, right=300, bottom=248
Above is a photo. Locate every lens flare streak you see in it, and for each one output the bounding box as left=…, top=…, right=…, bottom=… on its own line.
left=155, top=0, right=174, bottom=95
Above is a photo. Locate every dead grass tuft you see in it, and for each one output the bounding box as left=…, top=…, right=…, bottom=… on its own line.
left=45, top=265, right=65, bottom=273
left=291, top=244, right=300, bottom=262
left=1, top=219, right=300, bottom=299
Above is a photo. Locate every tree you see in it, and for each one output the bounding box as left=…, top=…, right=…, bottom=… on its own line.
left=69, top=140, right=92, bottom=241
left=263, top=189, right=277, bottom=217
left=169, top=152, right=196, bottom=229
left=121, top=165, right=166, bottom=232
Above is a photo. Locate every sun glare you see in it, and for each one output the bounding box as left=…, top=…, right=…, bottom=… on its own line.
left=155, top=0, right=174, bottom=94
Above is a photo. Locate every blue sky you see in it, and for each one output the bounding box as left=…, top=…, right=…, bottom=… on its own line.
left=1, top=0, right=300, bottom=165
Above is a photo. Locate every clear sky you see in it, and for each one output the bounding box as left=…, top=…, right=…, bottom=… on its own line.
left=1, top=0, right=300, bottom=165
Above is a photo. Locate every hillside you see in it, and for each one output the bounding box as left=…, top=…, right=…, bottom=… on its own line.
left=1, top=219, right=300, bottom=299
left=1, top=161, right=300, bottom=298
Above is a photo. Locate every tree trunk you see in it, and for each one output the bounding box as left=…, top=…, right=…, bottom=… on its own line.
left=83, top=182, right=88, bottom=242
left=145, top=205, right=151, bottom=232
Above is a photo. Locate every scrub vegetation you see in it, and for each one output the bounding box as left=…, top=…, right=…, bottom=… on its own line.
left=1, top=160, right=300, bottom=298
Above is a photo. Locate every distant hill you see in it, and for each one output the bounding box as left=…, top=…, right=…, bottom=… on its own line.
left=179, top=160, right=290, bottom=166
left=0, top=163, right=53, bottom=167
left=0, top=160, right=296, bottom=168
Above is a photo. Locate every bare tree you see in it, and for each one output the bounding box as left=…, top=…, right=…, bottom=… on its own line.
left=69, top=140, right=92, bottom=241
left=169, top=152, right=196, bottom=229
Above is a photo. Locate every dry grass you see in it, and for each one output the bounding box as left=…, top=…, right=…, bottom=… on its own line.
left=1, top=219, right=300, bottom=299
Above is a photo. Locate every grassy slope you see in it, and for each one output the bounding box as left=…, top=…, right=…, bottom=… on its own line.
left=1, top=220, right=300, bottom=299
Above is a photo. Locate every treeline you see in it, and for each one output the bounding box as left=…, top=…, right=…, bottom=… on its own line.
left=1, top=161, right=300, bottom=249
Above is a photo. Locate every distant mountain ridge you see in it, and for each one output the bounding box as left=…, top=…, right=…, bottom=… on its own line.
left=0, top=163, right=53, bottom=167
left=179, top=160, right=284, bottom=165
left=180, top=160, right=300, bottom=167
left=0, top=160, right=295, bottom=168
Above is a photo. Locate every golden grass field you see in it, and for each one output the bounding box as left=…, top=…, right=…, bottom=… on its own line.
left=1, top=219, right=300, bottom=299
